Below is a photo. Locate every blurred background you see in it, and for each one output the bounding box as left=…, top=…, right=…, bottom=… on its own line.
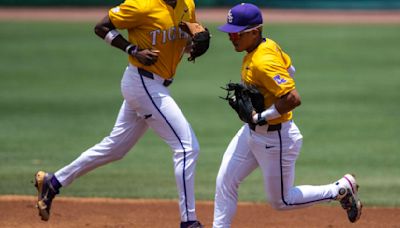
left=0, top=0, right=399, bottom=9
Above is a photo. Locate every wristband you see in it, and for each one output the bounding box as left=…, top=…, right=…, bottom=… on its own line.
left=125, top=44, right=138, bottom=56
left=255, top=113, right=267, bottom=125
left=104, top=29, right=120, bottom=44
left=252, top=104, right=281, bottom=123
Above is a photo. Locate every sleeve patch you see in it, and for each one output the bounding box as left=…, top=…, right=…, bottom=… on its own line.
left=273, top=74, right=287, bottom=84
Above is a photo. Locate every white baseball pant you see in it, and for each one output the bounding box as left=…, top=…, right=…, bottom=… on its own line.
left=213, top=121, right=341, bottom=228
left=55, top=64, right=200, bottom=222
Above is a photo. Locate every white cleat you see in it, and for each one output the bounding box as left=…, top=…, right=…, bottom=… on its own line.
left=335, top=174, right=363, bottom=223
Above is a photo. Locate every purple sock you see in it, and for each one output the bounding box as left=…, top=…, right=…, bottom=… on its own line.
left=50, top=175, right=62, bottom=192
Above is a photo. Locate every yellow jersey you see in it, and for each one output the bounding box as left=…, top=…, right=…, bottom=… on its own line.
left=241, top=38, right=295, bottom=125
left=109, top=0, right=196, bottom=79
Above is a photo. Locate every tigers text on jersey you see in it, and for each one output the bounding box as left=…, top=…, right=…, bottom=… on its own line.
left=109, top=0, right=196, bottom=79
left=241, top=38, right=295, bottom=125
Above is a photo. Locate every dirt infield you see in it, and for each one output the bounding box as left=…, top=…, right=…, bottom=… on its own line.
left=1, top=195, right=399, bottom=228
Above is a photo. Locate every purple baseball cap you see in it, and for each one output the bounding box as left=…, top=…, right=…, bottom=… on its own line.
left=218, top=3, right=263, bottom=33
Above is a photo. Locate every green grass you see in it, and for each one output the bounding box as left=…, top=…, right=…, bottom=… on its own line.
left=0, top=21, right=399, bottom=207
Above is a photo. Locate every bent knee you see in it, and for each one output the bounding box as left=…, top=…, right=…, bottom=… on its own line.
left=109, top=152, right=126, bottom=161
left=215, top=172, right=241, bottom=194
left=91, top=151, right=126, bottom=162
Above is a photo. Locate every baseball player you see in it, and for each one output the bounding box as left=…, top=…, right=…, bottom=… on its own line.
left=33, top=1, right=208, bottom=227
left=213, top=3, right=362, bottom=227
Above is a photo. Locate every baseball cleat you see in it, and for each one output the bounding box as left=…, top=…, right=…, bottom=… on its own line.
left=180, top=220, right=204, bottom=228
left=34, top=171, right=59, bottom=221
left=335, top=174, right=362, bottom=223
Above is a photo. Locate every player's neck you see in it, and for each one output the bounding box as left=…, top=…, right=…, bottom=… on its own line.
left=246, top=37, right=263, bottom=53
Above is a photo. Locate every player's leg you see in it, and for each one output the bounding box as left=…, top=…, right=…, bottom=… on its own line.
left=213, top=125, right=258, bottom=228
left=150, top=102, right=201, bottom=224
left=34, top=65, right=149, bottom=221
left=148, top=98, right=201, bottom=223
left=35, top=100, right=148, bottom=220
left=55, top=64, right=157, bottom=187
left=251, top=121, right=362, bottom=222
left=250, top=121, right=338, bottom=210
left=130, top=68, right=202, bottom=224
left=54, top=101, right=148, bottom=186
left=173, top=144, right=200, bottom=225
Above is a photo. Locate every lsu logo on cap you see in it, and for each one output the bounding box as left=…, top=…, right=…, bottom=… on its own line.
left=227, top=10, right=233, bottom=23
left=273, top=75, right=287, bottom=84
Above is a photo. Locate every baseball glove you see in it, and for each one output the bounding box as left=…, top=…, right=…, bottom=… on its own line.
left=179, top=21, right=211, bottom=62
left=220, top=82, right=266, bottom=125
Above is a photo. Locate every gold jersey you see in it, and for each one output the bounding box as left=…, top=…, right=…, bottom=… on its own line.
left=241, top=38, right=295, bottom=125
left=109, top=0, right=196, bottom=79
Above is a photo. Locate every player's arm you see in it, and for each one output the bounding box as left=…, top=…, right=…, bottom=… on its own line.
left=94, top=15, right=158, bottom=66
left=94, top=15, right=135, bottom=55
left=251, top=59, right=301, bottom=123
left=252, top=89, right=301, bottom=123
left=275, top=89, right=301, bottom=114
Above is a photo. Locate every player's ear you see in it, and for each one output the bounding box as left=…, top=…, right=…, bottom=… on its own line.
left=257, top=27, right=263, bottom=37
left=250, top=29, right=260, bottom=38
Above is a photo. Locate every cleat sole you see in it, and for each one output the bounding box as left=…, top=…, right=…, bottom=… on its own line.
left=34, top=171, right=51, bottom=221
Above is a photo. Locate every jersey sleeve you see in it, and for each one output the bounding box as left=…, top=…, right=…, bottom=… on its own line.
left=190, top=9, right=196, bottom=23
left=184, top=0, right=196, bottom=23
left=255, top=54, right=295, bottom=98
left=191, top=2, right=197, bottom=22
left=108, top=0, right=144, bottom=29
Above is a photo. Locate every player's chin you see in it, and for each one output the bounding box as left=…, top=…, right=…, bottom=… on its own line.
left=233, top=44, right=243, bottom=52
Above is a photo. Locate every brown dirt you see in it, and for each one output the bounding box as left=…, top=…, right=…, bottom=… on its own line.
left=0, top=195, right=399, bottom=228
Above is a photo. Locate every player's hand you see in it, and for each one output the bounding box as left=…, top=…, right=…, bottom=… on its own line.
left=251, top=111, right=257, bottom=124
left=134, top=49, right=160, bottom=66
